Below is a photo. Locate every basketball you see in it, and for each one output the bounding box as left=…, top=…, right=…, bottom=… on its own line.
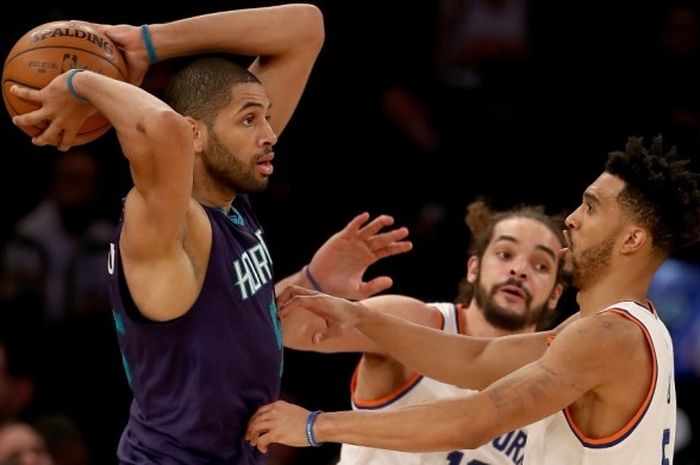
left=2, top=20, right=128, bottom=145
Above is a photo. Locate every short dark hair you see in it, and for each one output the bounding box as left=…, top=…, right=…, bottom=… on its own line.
left=456, top=198, right=568, bottom=306
left=605, top=135, right=700, bottom=254
left=164, top=56, right=261, bottom=127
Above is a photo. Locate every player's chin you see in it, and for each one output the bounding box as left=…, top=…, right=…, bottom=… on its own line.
left=244, top=177, right=270, bottom=194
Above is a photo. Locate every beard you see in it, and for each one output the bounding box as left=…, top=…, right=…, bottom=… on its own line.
left=202, top=130, right=270, bottom=194
left=569, top=236, right=614, bottom=289
left=474, top=276, right=551, bottom=331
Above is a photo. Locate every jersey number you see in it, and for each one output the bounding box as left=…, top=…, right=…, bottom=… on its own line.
left=446, top=452, right=488, bottom=465
left=661, top=428, right=671, bottom=465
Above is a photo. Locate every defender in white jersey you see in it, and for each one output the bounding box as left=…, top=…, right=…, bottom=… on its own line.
left=526, top=300, right=675, bottom=465
left=340, top=304, right=531, bottom=465
left=248, top=136, right=700, bottom=465
left=282, top=201, right=569, bottom=465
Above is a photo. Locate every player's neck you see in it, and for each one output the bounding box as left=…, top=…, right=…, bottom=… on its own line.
left=192, top=181, right=236, bottom=213
left=575, top=271, right=652, bottom=316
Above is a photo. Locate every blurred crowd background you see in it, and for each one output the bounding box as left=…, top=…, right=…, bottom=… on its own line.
left=1, top=1, right=699, bottom=464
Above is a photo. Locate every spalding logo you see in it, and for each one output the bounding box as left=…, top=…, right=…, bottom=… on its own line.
left=30, top=26, right=115, bottom=58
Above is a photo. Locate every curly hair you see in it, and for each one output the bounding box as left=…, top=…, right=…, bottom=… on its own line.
left=456, top=198, right=568, bottom=307
left=605, top=135, right=700, bottom=254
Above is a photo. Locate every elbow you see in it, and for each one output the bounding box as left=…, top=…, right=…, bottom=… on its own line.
left=296, top=4, right=325, bottom=50
left=129, top=108, right=192, bottom=162
left=138, top=109, right=191, bottom=143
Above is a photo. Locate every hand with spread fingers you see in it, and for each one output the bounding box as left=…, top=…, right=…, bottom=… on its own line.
left=305, top=212, right=412, bottom=300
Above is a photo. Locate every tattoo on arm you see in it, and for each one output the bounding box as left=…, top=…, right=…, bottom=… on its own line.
left=488, top=362, right=557, bottom=415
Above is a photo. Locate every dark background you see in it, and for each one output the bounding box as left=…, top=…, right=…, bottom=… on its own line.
left=1, top=1, right=699, bottom=464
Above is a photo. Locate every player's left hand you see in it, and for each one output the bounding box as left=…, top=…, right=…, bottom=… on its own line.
left=307, top=213, right=412, bottom=300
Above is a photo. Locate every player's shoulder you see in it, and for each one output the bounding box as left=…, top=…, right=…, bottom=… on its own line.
left=553, top=309, right=645, bottom=358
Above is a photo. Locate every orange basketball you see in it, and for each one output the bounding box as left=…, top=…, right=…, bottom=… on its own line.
left=2, top=20, right=128, bottom=145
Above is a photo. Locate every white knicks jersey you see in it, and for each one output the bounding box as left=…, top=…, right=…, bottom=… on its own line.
left=338, top=303, right=529, bottom=465
left=525, top=300, right=676, bottom=465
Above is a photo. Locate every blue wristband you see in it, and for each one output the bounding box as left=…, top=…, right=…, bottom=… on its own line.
left=66, top=68, right=88, bottom=103
left=303, top=265, right=323, bottom=292
left=305, top=410, right=324, bottom=447
left=141, top=24, right=158, bottom=64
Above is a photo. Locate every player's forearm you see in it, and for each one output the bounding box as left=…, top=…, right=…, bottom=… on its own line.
left=355, top=309, right=492, bottom=387
left=314, top=399, right=489, bottom=451
left=278, top=287, right=381, bottom=353
left=149, top=5, right=324, bottom=62
left=69, top=71, right=182, bottom=142
left=275, top=268, right=317, bottom=298
left=276, top=269, right=328, bottom=350
left=356, top=307, right=552, bottom=389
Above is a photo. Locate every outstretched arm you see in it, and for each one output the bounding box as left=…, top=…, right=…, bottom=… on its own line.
left=278, top=286, right=557, bottom=389
left=275, top=213, right=412, bottom=302
left=248, top=313, right=643, bottom=452
left=282, top=294, right=439, bottom=352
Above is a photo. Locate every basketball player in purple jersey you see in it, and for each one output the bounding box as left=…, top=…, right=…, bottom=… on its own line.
left=10, top=5, right=411, bottom=464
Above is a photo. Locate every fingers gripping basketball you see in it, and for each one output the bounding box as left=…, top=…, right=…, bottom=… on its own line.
left=2, top=20, right=128, bottom=144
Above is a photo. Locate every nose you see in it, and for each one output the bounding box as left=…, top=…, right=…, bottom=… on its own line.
left=565, top=209, right=578, bottom=231
left=509, top=260, right=528, bottom=280
left=260, top=120, right=278, bottom=147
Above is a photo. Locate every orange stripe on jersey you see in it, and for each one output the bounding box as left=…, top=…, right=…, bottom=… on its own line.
left=436, top=306, right=446, bottom=331
left=350, top=363, right=422, bottom=409
left=645, top=299, right=658, bottom=317
left=350, top=303, right=444, bottom=409
left=563, top=308, right=658, bottom=447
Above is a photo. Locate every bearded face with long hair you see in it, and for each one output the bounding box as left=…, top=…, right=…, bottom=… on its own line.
left=473, top=272, right=556, bottom=331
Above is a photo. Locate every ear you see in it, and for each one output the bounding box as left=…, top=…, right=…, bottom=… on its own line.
left=467, top=256, right=479, bottom=283
left=620, top=226, right=648, bottom=255
left=187, top=117, right=207, bottom=154
left=547, top=282, right=564, bottom=310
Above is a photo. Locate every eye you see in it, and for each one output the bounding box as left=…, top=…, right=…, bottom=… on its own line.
left=243, top=114, right=256, bottom=126
left=496, top=250, right=511, bottom=260
left=534, top=261, right=550, bottom=273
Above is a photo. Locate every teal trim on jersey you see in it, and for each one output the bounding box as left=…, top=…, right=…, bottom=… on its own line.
left=121, top=351, right=133, bottom=386
left=229, top=207, right=245, bottom=226
left=268, top=300, right=284, bottom=377
left=112, top=310, right=125, bottom=334
left=213, top=206, right=245, bottom=226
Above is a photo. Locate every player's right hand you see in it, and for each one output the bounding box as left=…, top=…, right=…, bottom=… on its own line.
left=11, top=73, right=98, bottom=151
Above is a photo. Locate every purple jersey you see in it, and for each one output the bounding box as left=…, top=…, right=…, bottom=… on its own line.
left=107, top=195, right=282, bottom=464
